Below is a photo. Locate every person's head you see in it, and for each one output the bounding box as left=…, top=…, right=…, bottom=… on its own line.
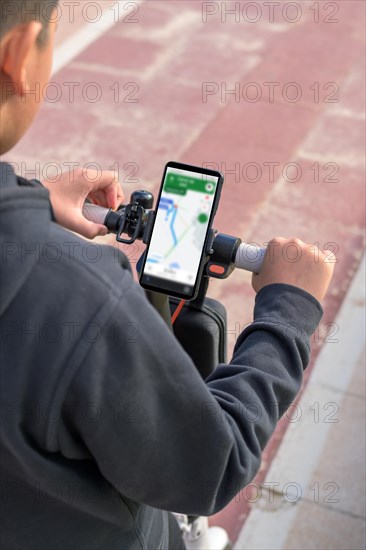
left=0, top=0, right=59, bottom=154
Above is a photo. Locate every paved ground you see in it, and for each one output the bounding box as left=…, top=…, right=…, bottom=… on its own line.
left=235, top=257, right=365, bottom=550
left=5, top=0, right=365, bottom=547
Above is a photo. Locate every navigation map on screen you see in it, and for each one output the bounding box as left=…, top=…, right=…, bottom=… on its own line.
left=142, top=167, right=219, bottom=294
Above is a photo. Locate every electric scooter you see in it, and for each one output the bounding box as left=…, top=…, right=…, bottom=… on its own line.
left=83, top=191, right=266, bottom=550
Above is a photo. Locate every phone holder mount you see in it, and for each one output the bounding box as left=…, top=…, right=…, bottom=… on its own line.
left=106, top=190, right=155, bottom=245
left=192, top=230, right=242, bottom=306
left=112, top=190, right=242, bottom=306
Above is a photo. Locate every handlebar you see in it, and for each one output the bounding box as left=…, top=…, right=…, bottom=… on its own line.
left=82, top=203, right=266, bottom=274
left=83, top=203, right=110, bottom=225
left=234, top=243, right=266, bottom=274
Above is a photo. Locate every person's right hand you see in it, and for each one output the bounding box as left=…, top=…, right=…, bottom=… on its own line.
left=252, top=238, right=336, bottom=303
left=43, top=168, right=124, bottom=239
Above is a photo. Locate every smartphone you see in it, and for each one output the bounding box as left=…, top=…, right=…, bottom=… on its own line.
left=140, top=161, right=223, bottom=300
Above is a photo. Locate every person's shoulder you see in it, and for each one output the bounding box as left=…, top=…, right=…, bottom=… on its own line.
left=45, top=221, right=135, bottom=300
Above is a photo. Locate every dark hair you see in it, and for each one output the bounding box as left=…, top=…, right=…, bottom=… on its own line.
left=0, top=0, right=59, bottom=45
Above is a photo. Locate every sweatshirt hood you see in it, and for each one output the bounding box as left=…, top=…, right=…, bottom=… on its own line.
left=0, top=162, right=52, bottom=316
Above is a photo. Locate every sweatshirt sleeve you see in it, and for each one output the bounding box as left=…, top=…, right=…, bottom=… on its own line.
left=58, top=283, right=322, bottom=516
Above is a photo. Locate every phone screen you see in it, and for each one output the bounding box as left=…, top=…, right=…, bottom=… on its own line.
left=140, top=164, right=221, bottom=299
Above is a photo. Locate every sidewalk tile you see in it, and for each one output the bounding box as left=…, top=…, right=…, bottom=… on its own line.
left=77, top=36, right=162, bottom=71
left=347, top=348, right=366, bottom=400
left=330, top=55, right=366, bottom=120
left=283, top=501, right=365, bottom=550
left=279, top=159, right=366, bottom=231
left=303, top=392, right=366, bottom=518
left=299, top=115, right=366, bottom=168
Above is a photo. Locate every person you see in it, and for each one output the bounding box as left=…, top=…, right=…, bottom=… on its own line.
left=0, top=1, right=335, bottom=549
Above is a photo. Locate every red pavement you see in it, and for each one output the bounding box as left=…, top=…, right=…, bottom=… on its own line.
left=7, top=0, right=366, bottom=544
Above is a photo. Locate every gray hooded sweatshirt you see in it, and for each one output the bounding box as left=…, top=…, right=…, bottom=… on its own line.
left=0, top=162, right=322, bottom=549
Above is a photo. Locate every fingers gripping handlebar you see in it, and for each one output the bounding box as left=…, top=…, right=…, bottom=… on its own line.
left=82, top=195, right=266, bottom=275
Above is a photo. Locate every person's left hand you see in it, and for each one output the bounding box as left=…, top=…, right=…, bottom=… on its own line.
left=43, top=168, right=124, bottom=239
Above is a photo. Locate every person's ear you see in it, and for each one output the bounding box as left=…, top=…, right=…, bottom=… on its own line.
left=1, top=21, right=43, bottom=97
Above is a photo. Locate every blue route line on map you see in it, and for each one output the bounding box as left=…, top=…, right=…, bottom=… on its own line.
left=170, top=206, right=178, bottom=246
left=158, top=197, right=178, bottom=246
